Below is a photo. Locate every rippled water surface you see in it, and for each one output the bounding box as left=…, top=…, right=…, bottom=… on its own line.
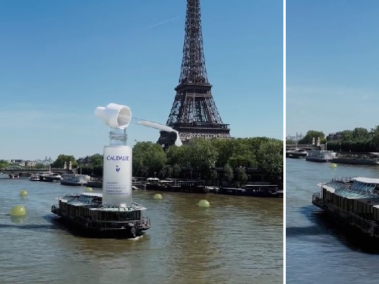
left=0, top=177, right=282, bottom=284
left=287, top=159, right=379, bottom=284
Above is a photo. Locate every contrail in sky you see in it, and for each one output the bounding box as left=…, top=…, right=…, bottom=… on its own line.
left=139, top=16, right=180, bottom=31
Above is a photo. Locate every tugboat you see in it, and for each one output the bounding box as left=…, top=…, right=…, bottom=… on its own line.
left=312, top=176, right=379, bottom=239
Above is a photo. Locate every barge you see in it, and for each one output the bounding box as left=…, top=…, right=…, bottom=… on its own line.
left=312, top=177, right=379, bottom=239
left=145, top=179, right=210, bottom=193
left=51, top=192, right=150, bottom=238
left=331, top=152, right=379, bottom=166
left=218, top=184, right=283, bottom=197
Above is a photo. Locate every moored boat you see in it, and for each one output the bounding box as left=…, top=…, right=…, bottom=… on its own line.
left=30, top=174, right=40, bottom=181
left=60, top=174, right=90, bottom=186
left=286, top=149, right=307, bottom=159
left=312, top=177, right=379, bottom=239
left=145, top=178, right=210, bottom=193
left=43, top=173, right=63, bottom=182
left=305, top=150, right=336, bottom=162
left=217, top=184, right=282, bottom=197
left=331, top=152, right=379, bottom=166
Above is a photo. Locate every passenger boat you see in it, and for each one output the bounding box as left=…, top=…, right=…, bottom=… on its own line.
left=43, top=173, right=63, bottom=182
left=312, top=177, right=379, bottom=239
left=51, top=192, right=150, bottom=238
left=305, top=150, right=336, bottom=162
left=30, top=174, right=40, bottom=181
left=286, top=149, right=308, bottom=159
left=60, top=174, right=90, bottom=186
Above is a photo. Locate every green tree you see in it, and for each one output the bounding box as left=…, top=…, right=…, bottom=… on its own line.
left=51, top=155, right=78, bottom=168
left=90, top=154, right=103, bottom=167
left=210, top=170, right=218, bottom=182
left=181, top=139, right=218, bottom=178
left=245, top=137, right=271, bottom=155
left=210, top=139, right=233, bottom=167
left=341, top=130, right=353, bottom=141
left=227, top=139, right=257, bottom=168
left=353, top=127, right=369, bottom=139
left=298, top=130, right=325, bottom=144
left=223, top=163, right=234, bottom=183
left=0, top=160, right=9, bottom=169
left=172, top=164, right=181, bottom=178
left=236, top=167, right=248, bottom=187
left=257, top=139, right=283, bottom=183
left=132, top=142, right=167, bottom=177
left=166, top=145, right=185, bottom=166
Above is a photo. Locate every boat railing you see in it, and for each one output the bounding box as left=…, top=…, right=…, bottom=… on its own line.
left=140, top=216, right=150, bottom=228
left=312, top=193, right=321, bottom=202
left=331, top=177, right=353, bottom=183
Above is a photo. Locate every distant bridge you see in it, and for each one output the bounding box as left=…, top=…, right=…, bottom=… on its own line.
left=0, top=168, right=71, bottom=177
left=286, top=144, right=322, bottom=151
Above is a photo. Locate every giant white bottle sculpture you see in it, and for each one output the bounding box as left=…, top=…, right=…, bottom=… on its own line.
left=95, top=103, right=133, bottom=207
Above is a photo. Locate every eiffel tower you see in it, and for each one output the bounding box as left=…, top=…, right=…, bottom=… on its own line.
left=158, top=0, right=230, bottom=148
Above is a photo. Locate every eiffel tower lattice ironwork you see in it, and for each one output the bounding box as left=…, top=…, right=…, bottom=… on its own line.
left=157, top=0, right=230, bottom=148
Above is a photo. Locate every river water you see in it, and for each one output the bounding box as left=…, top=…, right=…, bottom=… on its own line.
left=286, top=158, right=379, bottom=284
left=0, top=176, right=282, bottom=284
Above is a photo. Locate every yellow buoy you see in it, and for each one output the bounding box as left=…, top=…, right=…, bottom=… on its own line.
left=19, top=190, right=28, bottom=197
left=154, top=194, right=162, bottom=200
left=10, top=205, right=27, bottom=217
left=86, top=187, right=93, bottom=192
left=330, top=163, right=337, bottom=168
left=198, top=199, right=210, bottom=208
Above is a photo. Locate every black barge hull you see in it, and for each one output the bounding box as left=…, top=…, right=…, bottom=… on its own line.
left=52, top=206, right=150, bottom=238
left=312, top=194, right=379, bottom=242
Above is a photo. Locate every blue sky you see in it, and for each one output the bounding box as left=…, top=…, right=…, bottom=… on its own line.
left=287, top=0, right=379, bottom=138
left=0, top=0, right=283, bottom=161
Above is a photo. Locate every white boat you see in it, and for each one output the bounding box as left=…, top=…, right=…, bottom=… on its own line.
left=305, top=150, right=336, bottom=162
left=44, top=173, right=63, bottom=182
left=286, top=149, right=308, bottom=158
left=60, top=174, right=90, bottom=186
left=37, top=172, right=53, bottom=181
left=29, top=174, right=40, bottom=181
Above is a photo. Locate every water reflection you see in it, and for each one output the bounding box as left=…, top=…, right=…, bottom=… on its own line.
left=9, top=215, right=26, bottom=224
